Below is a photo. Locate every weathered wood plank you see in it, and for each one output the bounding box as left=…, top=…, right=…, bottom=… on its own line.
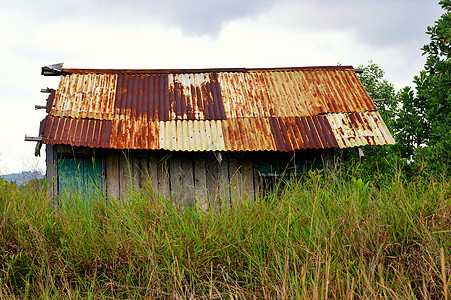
left=205, top=155, right=219, bottom=207
left=181, top=157, right=194, bottom=206
left=106, top=151, right=120, bottom=199
left=193, top=155, right=207, bottom=210
left=135, top=152, right=148, bottom=189
left=242, top=160, right=254, bottom=200
left=148, top=152, right=158, bottom=194
left=130, top=154, right=140, bottom=191
left=169, top=154, right=182, bottom=203
left=24, top=136, right=42, bottom=142
left=157, top=153, right=170, bottom=198
left=118, top=151, right=131, bottom=199
left=253, top=160, right=262, bottom=200
left=218, top=157, right=230, bottom=206
left=229, top=158, right=242, bottom=206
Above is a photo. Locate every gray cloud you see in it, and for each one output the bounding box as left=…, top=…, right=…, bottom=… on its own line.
left=5, top=0, right=443, bottom=43
left=5, top=0, right=278, bottom=37
left=271, top=0, right=443, bottom=49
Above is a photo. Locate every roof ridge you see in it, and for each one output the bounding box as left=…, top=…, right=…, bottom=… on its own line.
left=56, top=65, right=355, bottom=75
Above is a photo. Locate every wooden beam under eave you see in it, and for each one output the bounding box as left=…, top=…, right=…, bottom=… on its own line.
left=24, top=135, right=43, bottom=142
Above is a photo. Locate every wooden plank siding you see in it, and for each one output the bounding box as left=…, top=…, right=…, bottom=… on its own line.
left=148, top=153, right=158, bottom=194
left=118, top=151, right=131, bottom=198
left=156, top=153, right=170, bottom=198
left=105, top=152, right=120, bottom=198
left=193, top=155, right=208, bottom=209
left=50, top=146, right=261, bottom=206
left=228, top=157, right=242, bottom=206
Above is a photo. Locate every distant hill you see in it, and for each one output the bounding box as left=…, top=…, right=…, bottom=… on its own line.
left=1, top=171, right=44, bottom=186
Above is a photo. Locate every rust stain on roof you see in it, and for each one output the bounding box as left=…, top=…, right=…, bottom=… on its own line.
left=51, top=74, right=117, bottom=120
left=40, top=66, right=394, bottom=151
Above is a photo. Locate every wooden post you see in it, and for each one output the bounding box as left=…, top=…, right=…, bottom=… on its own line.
left=46, top=144, right=56, bottom=200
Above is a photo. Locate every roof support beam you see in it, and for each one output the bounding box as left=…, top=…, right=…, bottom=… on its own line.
left=24, top=135, right=43, bottom=142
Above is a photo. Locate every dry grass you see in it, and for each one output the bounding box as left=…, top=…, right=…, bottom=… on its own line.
left=0, top=171, right=450, bottom=299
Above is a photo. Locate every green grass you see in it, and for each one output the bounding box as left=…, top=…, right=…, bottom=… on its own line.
left=0, top=171, right=450, bottom=299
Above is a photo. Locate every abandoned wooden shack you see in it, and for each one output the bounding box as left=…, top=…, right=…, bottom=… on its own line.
left=29, top=64, right=395, bottom=205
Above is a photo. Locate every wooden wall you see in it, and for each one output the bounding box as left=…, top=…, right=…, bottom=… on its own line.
left=103, top=150, right=261, bottom=206
left=48, top=145, right=335, bottom=205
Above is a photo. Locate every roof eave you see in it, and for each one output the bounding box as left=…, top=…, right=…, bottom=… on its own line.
left=41, top=63, right=67, bottom=76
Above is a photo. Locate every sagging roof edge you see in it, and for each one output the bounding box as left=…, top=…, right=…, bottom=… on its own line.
left=42, top=143, right=379, bottom=152
left=42, top=65, right=359, bottom=76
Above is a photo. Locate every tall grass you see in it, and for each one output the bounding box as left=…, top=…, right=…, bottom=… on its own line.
left=0, top=170, right=450, bottom=299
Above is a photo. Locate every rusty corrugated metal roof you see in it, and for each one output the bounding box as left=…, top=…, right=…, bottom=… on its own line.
left=41, top=112, right=394, bottom=151
left=42, top=116, right=111, bottom=148
left=40, top=66, right=395, bottom=151
left=326, top=111, right=395, bottom=148
left=50, top=68, right=375, bottom=121
left=51, top=74, right=118, bottom=120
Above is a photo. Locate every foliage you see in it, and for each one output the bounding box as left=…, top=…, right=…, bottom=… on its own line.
left=357, top=60, right=398, bottom=126
left=0, top=172, right=450, bottom=299
left=351, top=62, right=404, bottom=180
left=20, top=177, right=46, bottom=194
left=395, top=1, right=451, bottom=175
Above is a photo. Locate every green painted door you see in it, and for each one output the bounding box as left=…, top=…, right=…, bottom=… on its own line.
left=58, top=157, right=103, bottom=199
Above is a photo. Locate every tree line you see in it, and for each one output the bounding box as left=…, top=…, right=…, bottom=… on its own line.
left=355, top=0, right=450, bottom=178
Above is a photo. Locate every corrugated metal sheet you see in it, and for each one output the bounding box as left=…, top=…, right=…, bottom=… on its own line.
left=109, top=119, right=160, bottom=150
left=41, top=112, right=394, bottom=151
left=48, top=68, right=375, bottom=121
left=326, top=111, right=395, bottom=148
left=268, top=116, right=339, bottom=151
left=218, top=69, right=376, bottom=118
left=114, top=73, right=226, bottom=121
left=51, top=74, right=118, bottom=120
left=42, top=116, right=111, bottom=148
left=159, top=120, right=225, bottom=151
left=40, top=66, right=395, bottom=151
left=221, top=118, right=276, bottom=151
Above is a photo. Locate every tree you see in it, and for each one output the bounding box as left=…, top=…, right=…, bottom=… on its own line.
left=357, top=61, right=398, bottom=126
left=395, top=1, right=451, bottom=174
left=347, top=61, right=402, bottom=182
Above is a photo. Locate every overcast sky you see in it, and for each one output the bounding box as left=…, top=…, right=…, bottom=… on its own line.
left=0, top=0, right=444, bottom=174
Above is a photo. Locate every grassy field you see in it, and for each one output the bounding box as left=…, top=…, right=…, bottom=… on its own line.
left=0, top=170, right=450, bottom=299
